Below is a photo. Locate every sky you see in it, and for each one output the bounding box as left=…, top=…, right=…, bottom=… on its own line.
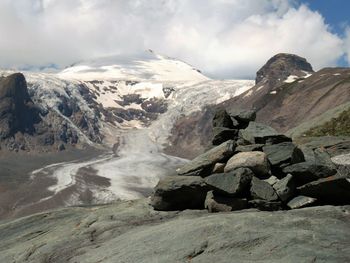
left=0, top=0, right=349, bottom=79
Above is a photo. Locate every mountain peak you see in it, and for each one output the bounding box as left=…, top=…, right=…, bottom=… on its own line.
left=255, top=53, right=314, bottom=85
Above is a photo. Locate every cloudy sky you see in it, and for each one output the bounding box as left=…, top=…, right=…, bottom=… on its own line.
left=0, top=0, right=349, bottom=78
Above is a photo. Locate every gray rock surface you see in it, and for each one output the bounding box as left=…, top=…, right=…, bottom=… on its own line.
left=177, top=140, right=236, bottom=177
left=250, top=177, right=279, bottom=201
left=204, top=168, right=254, bottom=196
left=224, top=151, right=270, bottom=177
left=151, top=176, right=210, bottom=210
left=1, top=199, right=348, bottom=263
left=204, top=191, right=247, bottom=212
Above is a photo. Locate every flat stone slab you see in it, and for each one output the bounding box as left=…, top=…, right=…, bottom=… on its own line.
left=204, top=168, right=254, bottom=197
left=239, top=122, right=291, bottom=145
left=287, top=196, right=318, bottom=209
left=177, top=140, right=236, bottom=177
left=297, top=175, right=350, bottom=205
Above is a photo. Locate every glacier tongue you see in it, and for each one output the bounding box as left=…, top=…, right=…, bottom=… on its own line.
left=2, top=54, right=254, bottom=210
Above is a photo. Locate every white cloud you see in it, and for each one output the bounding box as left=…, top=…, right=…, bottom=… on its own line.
left=345, top=27, right=350, bottom=64
left=0, top=0, right=347, bottom=78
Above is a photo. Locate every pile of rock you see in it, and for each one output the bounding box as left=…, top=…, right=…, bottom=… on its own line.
left=151, top=108, right=350, bottom=212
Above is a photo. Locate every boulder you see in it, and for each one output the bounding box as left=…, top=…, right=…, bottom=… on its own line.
left=204, top=168, right=254, bottom=197
left=263, top=142, right=304, bottom=168
left=273, top=174, right=295, bottom=202
left=227, top=108, right=256, bottom=127
left=297, top=175, right=350, bottom=205
left=212, top=127, right=238, bottom=145
left=239, top=122, right=291, bottom=145
left=177, top=140, right=236, bottom=177
left=212, top=163, right=225, bottom=173
left=235, top=144, right=264, bottom=153
left=224, top=151, right=270, bottom=177
left=287, top=196, right=317, bottom=209
left=151, top=176, right=211, bottom=211
left=212, top=108, right=234, bottom=128
left=250, top=177, right=279, bottom=201
left=248, top=200, right=282, bottom=211
left=283, top=160, right=337, bottom=186
left=204, top=191, right=248, bottom=212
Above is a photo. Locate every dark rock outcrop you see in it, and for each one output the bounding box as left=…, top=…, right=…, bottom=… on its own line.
left=298, top=175, right=350, bottom=205
left=0, top=73, right=41, bottom=139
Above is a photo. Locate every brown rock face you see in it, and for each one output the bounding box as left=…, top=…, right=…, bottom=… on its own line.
left=0, top=73, right=41, bottom=139
left=255, top=53, right=313, bottom=86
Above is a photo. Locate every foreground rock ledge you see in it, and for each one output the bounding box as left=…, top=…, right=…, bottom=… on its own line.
left=0, top=199, right=349, bottom=263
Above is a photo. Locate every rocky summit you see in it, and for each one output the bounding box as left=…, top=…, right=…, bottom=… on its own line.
left=152, top=108, right=350, bottom=212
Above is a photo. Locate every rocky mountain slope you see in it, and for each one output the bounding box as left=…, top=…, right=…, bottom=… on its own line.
left=166, top=54, right=350, bottom=158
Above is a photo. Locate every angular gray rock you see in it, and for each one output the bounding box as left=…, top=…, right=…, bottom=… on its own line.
left=227, top=108, right=256, bottom=124
left=273, top=174, right=295, bottom=202
left=224, top=151, right=270, bottom=177
left=204, top=191, right=248, bottom=212
left=250, top=177, right=279, bottom=201
left=212, top=108, right=234, bottom=128
left=177, top=140, right=236, bottom=177
left=151, top=176, right=211, bottom=211
left=204, top=168, right=254, bottom=197
left=212, top=127, right=238, bottom=145
left=264, top=175, right=279, bottom=186
left=263, top=142, right=304, bottom=167
left=287, top=196, right=318, bottom=209
left=248, top=199, right=282, bottom=211
left=212, top=163, right=225, bottom=173
left=239, top=122, right=291, bottom=145
left=298, top=175, right=350, bottom=205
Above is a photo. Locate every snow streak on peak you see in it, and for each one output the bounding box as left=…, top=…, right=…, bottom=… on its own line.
left=58, top=51, right=209, bottom=82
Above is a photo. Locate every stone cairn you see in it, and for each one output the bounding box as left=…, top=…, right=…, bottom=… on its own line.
left=151, top=108, right=350, bottom=212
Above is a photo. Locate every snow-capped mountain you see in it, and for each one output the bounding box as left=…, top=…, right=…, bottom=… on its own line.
left=59, top=50, right=208, bottom=82
left=0, top=51, right=254, bottom=218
